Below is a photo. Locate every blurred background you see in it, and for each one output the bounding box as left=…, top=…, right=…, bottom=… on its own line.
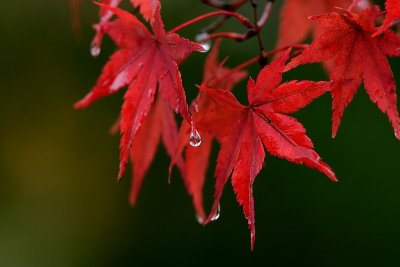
left=0, top=0, right=399, bottom=266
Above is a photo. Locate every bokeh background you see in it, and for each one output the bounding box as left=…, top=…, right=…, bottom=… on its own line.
left=1, top=0, right=399, bottom=266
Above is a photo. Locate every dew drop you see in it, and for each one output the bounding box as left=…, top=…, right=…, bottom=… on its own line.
left=196, top=213, right=204, bottom=224
left=357, top=0, right=370, bottom=9
left=193, top=99, right=200, bottom=113
left=195, top=32, right=211, bottom=53
left=194, top=103, right=199, bottom=113
left=90, top=44, right=101, bottom=57
left=211, top=204, right=221, bottom=221
left=189, top=129, right=202, bottom=147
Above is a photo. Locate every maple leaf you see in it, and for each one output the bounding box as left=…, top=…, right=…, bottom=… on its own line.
left=91, top=0, right=122, bottom=56
left=286, top=7, right=400, bottom=139
left=90, top=0, right=160, bottom=56
left=200, top=50, right=337, bottom=249
left=374, top=0, right=400, bottom=36
left=127, top=94, right=185, bottom=205
left=75, top=3, right=204, bottom=178
left=276, top=0, right=370, bottom=49
left=171, top=40, right=247, bottom=221
left=131, top=0, right=159, bottom=22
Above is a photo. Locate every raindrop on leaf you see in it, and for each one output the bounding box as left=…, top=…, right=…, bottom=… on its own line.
left=189, top=129, right=202, bottom=147
left=90, top=44, right=101, bottom=57
left=211, top=204, right=221, bottom=221
left=195, top=32, right=211, bottom=52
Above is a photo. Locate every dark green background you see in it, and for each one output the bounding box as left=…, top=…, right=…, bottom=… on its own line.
left=1, top=0, right=399, bottom=266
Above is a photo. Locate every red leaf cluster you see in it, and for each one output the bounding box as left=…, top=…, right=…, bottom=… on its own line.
left=286, top=6, right=400, bottom=139
left=375, top=0, right=400, bottom=35
left=198, top=50, right=336, bottom=249
left=90, top=0, right=160, bottom=55
left=172, top=40, right=247, bottom=221
left=74, top=0, right=400, bottom=249
left=75, top=3, right=203, bottom=179
left=276, top=0, right=371, bottom=49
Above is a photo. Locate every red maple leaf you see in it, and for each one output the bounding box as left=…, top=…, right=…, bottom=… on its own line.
left=276, top=0, right=355, bottom=49
left=90, top=0, right=160, bottom=56
left=90, top=0, right=122, bottom=56
left=171, top=40, right=247, bottom=221
left=374, top=0, right=400, bottom=36
left=75, top=3, right=204, bottom=178
left=286, top=7, right=400, bottom=139
left=199, top=50, right=337, bottom=249
left=127, top=94, right=185, bottom=205
left=131, top=0, right=159, bottom=21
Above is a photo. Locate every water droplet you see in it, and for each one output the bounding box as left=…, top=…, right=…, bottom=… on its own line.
left=211, top=204, right=220, bottom=221
left=357, top=0, right=370, bottom=9
left=193, top=99, right=200, bottom=113
left=196, top=213, right=204, bottom=224
left=189, top=129, right=202, bottom=147
left=194, top=103, right=199, bottom=113
left=195, top=32, right=211, bottom=52
left=90, top=45, right=101, bottom=57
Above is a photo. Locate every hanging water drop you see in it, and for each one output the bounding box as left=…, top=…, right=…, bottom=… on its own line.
left=90, top=44, right=101, bottom=57
left=211, top=204, right=221, bottom=221
left=195, top=32, right=211, bottom=53
left=357, top=0, right=370, bottom=9
left=196, top=213, right=204, bottom=224
left=194, top=102, right=199, bottom=113
left=189, top=129, right=202, bottom=147
left=193, top=98, right=200, bottom=113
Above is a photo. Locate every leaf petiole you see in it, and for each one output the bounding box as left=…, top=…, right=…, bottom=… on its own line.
left=169, top=10, right=255, bottom=34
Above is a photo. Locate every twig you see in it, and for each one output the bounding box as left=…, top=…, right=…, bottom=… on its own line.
left=200, top=15, right=228, bottom=34
left=169, top=10, right=255, bottom=33
left=201, top=0, right=248, bottom=11
left=250, top=0, right=266, bottom=67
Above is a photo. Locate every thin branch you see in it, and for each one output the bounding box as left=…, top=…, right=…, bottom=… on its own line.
left=203, top=31, right=253, bottom=42
left=250, top=0, right=266, bottom=67
left=200, top=15, right=228, bottom=34
left=257, top=0, right=274, bottom=28
left=201, top=0, right=249, bottom=11
left=207, top=44, right=309, bottom=87
left=256, top=0, right=275, bottom=66
left=347, top=0, right=361, bottom=11
left=200, top=0, right=250, bottom=35
left=169, top=10, right=254, bottom=33
left=233, top=44, right=309, bottom=72
left=387, top=18, right=400, bottom=29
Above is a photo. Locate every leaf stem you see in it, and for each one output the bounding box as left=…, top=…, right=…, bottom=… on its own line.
left=250, top=0, right=266, bottom=67
left=200, top=15, right=228, bottom=34
left=202, top=31, right=255, bottom=42
left=233, top=44, right=309, bottom=71
left=201, top=0, right=248, bottom=10
left=169, top=10, right=254, bottom=33
left=199, top=0, right=249, bottom=35
left=205, top=44, right=309, bottom=86
left=347, top=0, right=361, bottom=11
left=257, top=0, right=274, bottom=28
